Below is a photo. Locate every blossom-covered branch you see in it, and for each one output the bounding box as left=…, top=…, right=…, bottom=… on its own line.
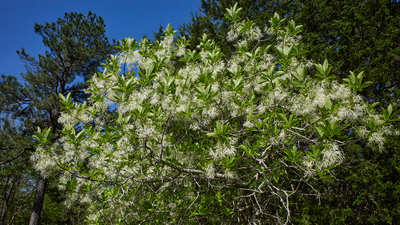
left=31, top=4, right=399, bottom=224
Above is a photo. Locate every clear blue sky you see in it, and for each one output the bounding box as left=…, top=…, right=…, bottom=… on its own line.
left=0, top=0, right=201, bottom=81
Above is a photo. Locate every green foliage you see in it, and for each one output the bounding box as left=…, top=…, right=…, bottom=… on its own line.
left=33, top=5, right=399, bottom=224
left=180, top=0, right=400, bottom=104
left=224, top=3, right=242, bottom=22
left=176, top=1, right=400, bottom=223
left=0, top=112, right=36, bottom=224
left=343, top=71, right=373, bottom=92
left=295, top=0, right=400, bottom=104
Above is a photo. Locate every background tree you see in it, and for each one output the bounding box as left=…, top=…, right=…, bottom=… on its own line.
left=0, top=75, right=37, bottom=224
left=181, top=0, right=400, bottom=103
left=285, top=1, right=400, bottom=223
left=0, top=11, right=114, bottom=224
left=295, top=0, right=400, bottom=104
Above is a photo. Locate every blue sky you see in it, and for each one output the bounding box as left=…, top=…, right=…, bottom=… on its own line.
left=0, top=0, right=200, bottom=81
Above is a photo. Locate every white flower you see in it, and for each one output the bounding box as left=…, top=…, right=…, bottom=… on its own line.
left=176, top=104, right=186, bottom=113
left=314, top=88, right=327, bottom=108
left=320, top=144, right=343, bottom=168
left=210, top=142, right=236, bottom=159
left=368, top=132, right=385, bottom=150
left=150, top=93, right=160, bottom=105
left=204, top=107, right=218, bottom=119
left=119, top=49, right=142, bottom=69
left=278, top=130, right=286, bottom=141
left=189, top=122, right=201, bottom=131
left=243, top=120, right=253, bottom=128
left=177, top=47, right=186, bottom=57
left=58, top=112, right=78, bottom=126
left=205, top=163, right=215, bottom=179
left=303, top=158, right=314, bottom=170
left=357, top=126, right=369, bottom=138
left=250, top=26, right=262, bottom=40
left=227, top=30, right=239, bottom=42
left=225, top=170, right=235, bottom=179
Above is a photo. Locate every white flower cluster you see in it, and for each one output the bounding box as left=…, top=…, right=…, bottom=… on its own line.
left=227, top=21, right=263, bottom=42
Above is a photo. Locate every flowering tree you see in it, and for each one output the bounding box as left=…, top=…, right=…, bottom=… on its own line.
left=32, top=4, right=399, bottom=224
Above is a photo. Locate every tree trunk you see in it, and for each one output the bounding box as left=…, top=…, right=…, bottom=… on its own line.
left=0, top=175, right=11, bottom=225
left=0, top=202, right=8, bottom=225
left=29, top=172, right=47, bottom=225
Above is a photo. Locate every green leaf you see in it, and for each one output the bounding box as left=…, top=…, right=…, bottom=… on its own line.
left=206, top=132, right=218, bottom=137
left=360, top=81, right=373, bottom=89
left=224, top=3, right=242, bottom=22
left=325, top=96, right=332, bottom=111
left=388, top=104, right=393, bottom=117
left=332, top=124, right=350, bottom=136
left=283, top=145, right=302, bottom=162
left=316, top=127, right=324, bottom=138
left=322, top=59, right=329, bottom=72
left=33, top=127, right=43, bottom=142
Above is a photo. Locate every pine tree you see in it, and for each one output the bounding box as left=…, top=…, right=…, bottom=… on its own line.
left=0, top=75, right=37, bottom=224
left=0, top=11, right=114, bottom=224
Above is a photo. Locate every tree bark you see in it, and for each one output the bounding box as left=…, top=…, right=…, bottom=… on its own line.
left=0, top=202, right=8, bottom=225
left=29, top=172, right=47, bottom=225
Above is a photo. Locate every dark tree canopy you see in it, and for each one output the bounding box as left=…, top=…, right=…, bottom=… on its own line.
left=180, top=0, right=400, bottom=104
left=19, top=11, right=114, bottom=106
left=296, top=0, right=400, bottom=104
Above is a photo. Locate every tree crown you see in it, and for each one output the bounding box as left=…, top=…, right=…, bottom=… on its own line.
left=32, top=5, right=399, bottom=224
